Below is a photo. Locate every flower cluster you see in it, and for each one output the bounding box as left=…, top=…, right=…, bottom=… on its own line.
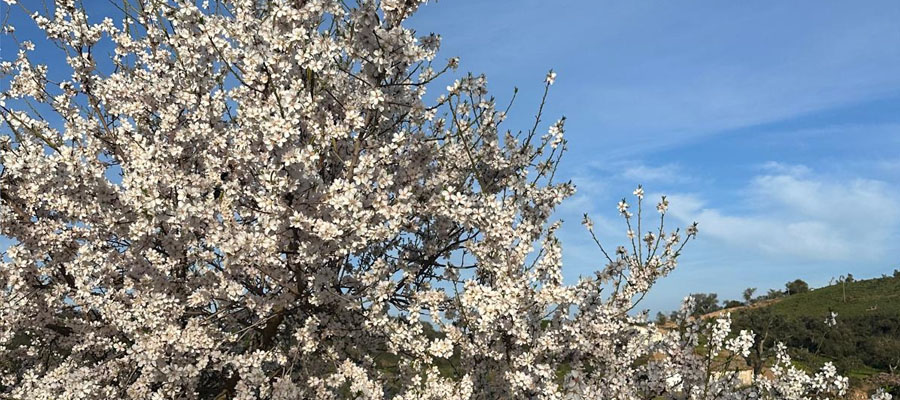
left=0, top=1, right=889, bottom=399
left=825, top=311, right=838, bottom=327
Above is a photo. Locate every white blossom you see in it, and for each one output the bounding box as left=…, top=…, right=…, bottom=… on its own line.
left=633, top=185, right=644, bottom=199
left=825, top=311, right=838, bottom=327
left=545, top=70, right=557, bottom=85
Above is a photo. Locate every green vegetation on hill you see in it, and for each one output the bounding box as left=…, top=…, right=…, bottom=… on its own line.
left=730, top=274, right=900, bottom=395
left=762, top=274, right=900, bottom=318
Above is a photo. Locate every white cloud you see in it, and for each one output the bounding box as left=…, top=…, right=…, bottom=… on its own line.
left=874, top=158, right=900, bottom=174
left=620, top=163, right=686, bottom=184
left=580, top=161, right=695, bottom=185
left=666, top=166, right=900, bottom=262
left=558, top=172, right=610, bottom=216
left=758, top=161, right=812, bottom=177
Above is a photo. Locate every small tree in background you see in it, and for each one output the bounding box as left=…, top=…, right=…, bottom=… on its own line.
left=655, top=312, right=669, bottom=325
left=786, top=279, right=810, bottom=296
left=723, top=300, right=744, bottom=309
left=837, top=275, right=851, bottom=303
left=743, top=287, right=757, bottom=305
left=688, top=292, right=721, bottom=316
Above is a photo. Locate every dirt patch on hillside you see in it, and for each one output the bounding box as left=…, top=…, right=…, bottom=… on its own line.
left=700, top=298, right=783, bottom=320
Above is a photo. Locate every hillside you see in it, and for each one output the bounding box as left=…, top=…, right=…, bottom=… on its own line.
left=727, top=274, right=900, bottom=396
left=759, top=275, right=900, bottom=319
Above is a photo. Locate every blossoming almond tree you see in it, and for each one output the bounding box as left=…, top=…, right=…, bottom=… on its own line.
left=0, top=0, right=890, bottom=399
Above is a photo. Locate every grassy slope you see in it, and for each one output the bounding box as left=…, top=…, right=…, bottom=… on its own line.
left=761, top=275, right=900, bottom=318
left=730, top=274, right=900, bottom=394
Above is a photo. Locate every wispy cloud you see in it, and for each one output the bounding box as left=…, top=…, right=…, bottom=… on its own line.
left=560, top=161, right=695, bottom=219
left=758, top=161, right=812, bottom=177
left=583, top=161, right=696, bottom=185
left=619, top=163, right=688, bottom=184
left=666, top=165, right=900, bottom=262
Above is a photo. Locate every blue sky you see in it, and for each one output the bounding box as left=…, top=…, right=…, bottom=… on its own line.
left=3, top=1, right=900, bottom=313
left=408, top=0, right=900, bottom=312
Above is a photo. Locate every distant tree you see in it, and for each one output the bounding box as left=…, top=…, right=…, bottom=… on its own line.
left=732, top=307, right=789, bottom=378
left=655, top=312, right=669, bottom=325
left=837, top=275, right=850, bottom=303
left=723, top=300, right=744, bottom=309
left=688, top=293, right=721, bottom=316
left=762, top=288, right=785, bottom=300
left=743, top=287, right=757, bottom=304
left=893, top=269, right=900, bottom=278
left=785, top=279, right=810, bottom=295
